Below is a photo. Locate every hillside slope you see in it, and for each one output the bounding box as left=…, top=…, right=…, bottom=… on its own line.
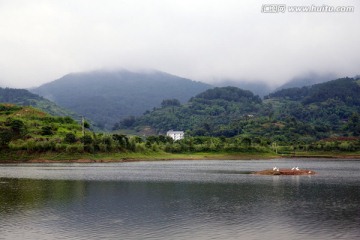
left=118, top=86, right=263, bottom=136
left=0, top=87, right=78, bottom=119
left=32, top=70, right=212, bottom=129
left=275, top=72, right=337, bottom=91
left=121, top=78, right=360, bottom=142
left=266, top=77, right=360, bottom=105
left=0, top=104, right=82, bottom=151
left=262, top=77, right=360, bottom=139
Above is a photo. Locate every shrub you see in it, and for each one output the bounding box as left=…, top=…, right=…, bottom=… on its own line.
left=63, top=116, right=75, bottom=124
left=64, top=133, right=77, bottom=144
left=8, top=139, right=26, bottom=150
left=81, top=135, right=93, bottom=145
left=102, top=136, right=113, bottom=150
left=41, top=126, right=54, bottom=136
left=98, top=143, right=108, bottom=152
left=55, top=143, right=67, bottom=152
left=134, top=142, right=146, bottom=152
left=0, top=128, right=13, bottom=147
left=5, top=118, right=27, bottom=137
left=84, top=144, right=94, bottom=153
left=66, top=144, right=84, bottom=153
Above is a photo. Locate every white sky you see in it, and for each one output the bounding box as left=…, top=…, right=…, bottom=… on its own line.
left=0, top=0, right=359, bottom=88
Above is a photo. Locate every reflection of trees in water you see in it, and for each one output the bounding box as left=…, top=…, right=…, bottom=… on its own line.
left=0, top=178, right=87, bottom=213
left=0, top=179, right=359, bottom=237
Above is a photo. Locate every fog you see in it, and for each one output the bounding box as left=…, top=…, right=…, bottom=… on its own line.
left=0, top=0, right=359, bottom=88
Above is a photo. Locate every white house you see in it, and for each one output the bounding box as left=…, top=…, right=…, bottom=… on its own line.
left=166, top=130, right=184, bottom=141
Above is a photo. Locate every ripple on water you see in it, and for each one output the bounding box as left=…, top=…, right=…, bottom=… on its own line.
left=0, top=160, right=360, bottom=240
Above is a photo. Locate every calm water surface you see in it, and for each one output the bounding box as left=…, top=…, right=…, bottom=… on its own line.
left=0, top=159, right=359, bottom=240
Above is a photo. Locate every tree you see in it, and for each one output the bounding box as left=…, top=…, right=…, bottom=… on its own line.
left=41, top=126, right=54, bottom=136
left=63, top=116, right=75, bottom=124
left=0, top=128, right=13, bottom=148
left=161, top=99, right=181, bottom=108
left=120, top=116, right=136, bottom=128
left=241, top=137, right=252, bottom=147
left=112, top=134, right=129, bottom=148
left=84, top=121, right=90, bottom=129
left=64, top=133, right=77, bottom=144
left=81, top=135, right=93, bottom=145
left=347, top=113, right=360, bottom=136
left=6, top=118, right=26, bottom=136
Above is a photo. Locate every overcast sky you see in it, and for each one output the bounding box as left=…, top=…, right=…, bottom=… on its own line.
left=0, top=0, right=359, bottom=88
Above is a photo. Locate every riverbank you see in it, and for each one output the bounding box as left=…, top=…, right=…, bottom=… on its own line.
left=0, top=151, right=278, bottom=163
left=1, top=150, right=360, bottom=163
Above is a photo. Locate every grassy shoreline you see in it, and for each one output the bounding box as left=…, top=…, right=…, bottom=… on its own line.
left=1, top=150, right=359, bottom=163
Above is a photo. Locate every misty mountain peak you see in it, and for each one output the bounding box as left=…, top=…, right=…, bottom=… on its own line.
left=31, top=70, right=212, bottom=129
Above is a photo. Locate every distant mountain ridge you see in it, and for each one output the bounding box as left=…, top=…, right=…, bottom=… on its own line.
left=265, top=77, right=360, bottom=106
left=215, top=73, right=338, bottom=97
left=31, top=70, right=212, bottom=129
left=275, top=72, right=338, bottom=91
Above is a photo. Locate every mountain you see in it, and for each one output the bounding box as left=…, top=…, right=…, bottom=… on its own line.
left=214, top=73, right=339, bottom=97
left=0, top=87, right=77, bottom=119
left=275, top=72, right=337, bottom=91
left=263, top=77, right=360, bottom=139
left=31, top=70, right=212, bottom=130
left=118, top=86, right=263, bottom=136
left=121, top=77, right=360, bottom=141
left=266, top=77, right=360, bottom=106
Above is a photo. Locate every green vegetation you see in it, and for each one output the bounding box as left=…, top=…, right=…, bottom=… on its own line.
left=0, top=104, right=81, bottom=152
left=0, top=104, right=278, bottom=162
left=0, top=87, right=78, bottom=119
left=117, top=86, right=263, bottom=137
left=0, top=104, right=134, bottom=154
left=114, top=77, right=360, bottom=154
left=1, top=76, right=360, bottom=162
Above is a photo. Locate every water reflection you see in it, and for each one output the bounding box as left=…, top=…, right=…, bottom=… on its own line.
left=0, top=160, right=360, bottom=240
left=0, top=179, right=86, bottom=212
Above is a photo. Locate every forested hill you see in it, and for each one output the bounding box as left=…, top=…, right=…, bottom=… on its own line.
left=192, top=86, right=261, bottom=103
left=116, top=78, right=360, bottom=143
left=31, top=70, right=212, bottom=130
left=265, top=77, right=360, bottom=106
left=0, top=87, right=77, bottom=118
left=115, top=86, right=263, bottom=136
left=262, top=77, right=360, bottom=140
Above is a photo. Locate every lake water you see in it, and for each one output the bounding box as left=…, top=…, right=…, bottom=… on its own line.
left=0, top=159, right=359, bottom=240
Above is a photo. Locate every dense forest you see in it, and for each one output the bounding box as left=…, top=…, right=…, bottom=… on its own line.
left=114, top=77, right=360, bottom=149
left=115, top=87, right=263, bottom=136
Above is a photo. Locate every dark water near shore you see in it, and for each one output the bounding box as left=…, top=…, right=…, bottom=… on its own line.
left=0, top=159, right=359, bottom=240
